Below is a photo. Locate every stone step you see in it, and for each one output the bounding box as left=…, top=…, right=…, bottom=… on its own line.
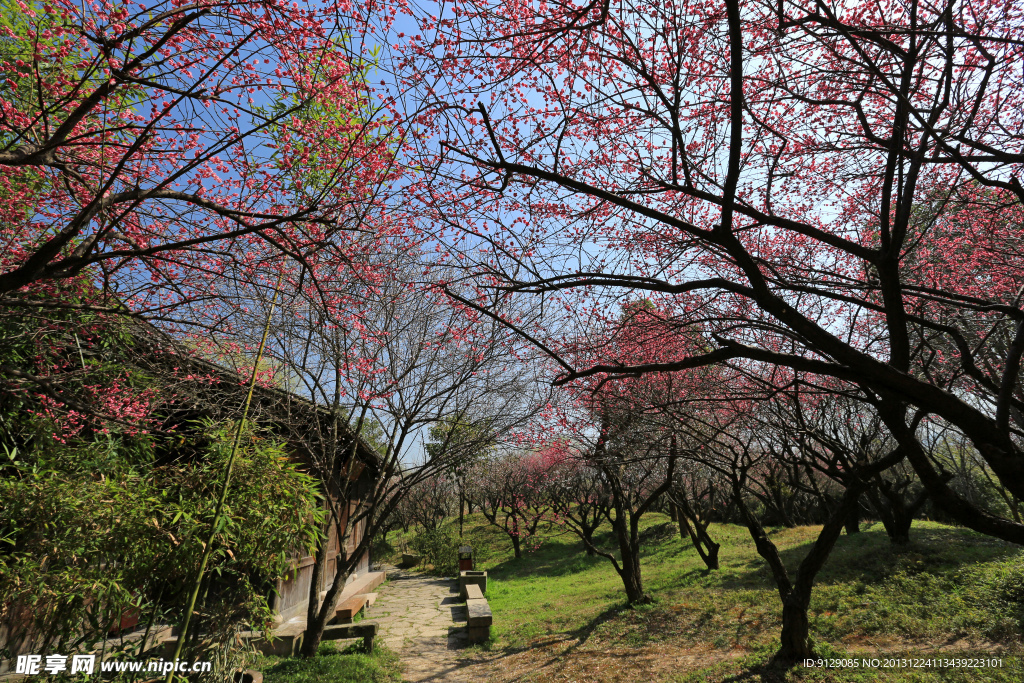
left=463, top=584, right=484, bottom=601
left=459, top=570, right=487, bottom=597
left=466, top=598, right=492, bottom=627
left=467, top=624, right=490, bottom=644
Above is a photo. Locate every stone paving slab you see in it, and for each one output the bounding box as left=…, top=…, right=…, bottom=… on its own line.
left=368, top=568, right=477, bottom=682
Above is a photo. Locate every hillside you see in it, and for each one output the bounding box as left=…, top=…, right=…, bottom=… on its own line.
left=387, top=514, right=1024, bottom=682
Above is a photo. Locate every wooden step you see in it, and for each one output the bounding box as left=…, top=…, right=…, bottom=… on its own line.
left=334, top=594, right=368, bottom=623
left=322, top=622, right=377, bottom=651
left=234, top=631, right=303, bottom=657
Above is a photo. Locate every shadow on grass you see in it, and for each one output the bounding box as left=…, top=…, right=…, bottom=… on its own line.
left=485, top=541, right=609, bottom=579
left=719, top=663, right=788, bottom=683
left=732, top=525, right=1019, bottom=589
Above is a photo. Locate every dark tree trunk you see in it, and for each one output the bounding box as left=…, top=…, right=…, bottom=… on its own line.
left=459, top=487, right=465, bottom=538
left=618, top=557, right=648, bottom=605
left=878, top=401, right=1024, bottom=545
left=510, top=534, right=522, bottom=558
left=866, top=488, right=900, bottom=543
left=769, top=483, right=796, bottom=528
left=582, top=528, right=597, bottom=555
left=301, top=613, right=326, bottom=658
left=867, top=476, right=929, bottom=545
left=844, top=501, right=861, bottom=535
left=611, top=511, right=650, bottom=604
left=777, top=592, right=813, bottom=663
left=734, top=470, right=878, bottom=665
left=301, top=562, right=351, bottom=657
left=889, top=521, right=911, bottom=545
left=676, top=498, right=721, bottom=570
left=301, top=510, right=332, bottom=656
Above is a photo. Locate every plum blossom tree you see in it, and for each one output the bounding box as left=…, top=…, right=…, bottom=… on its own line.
left=530, top=302, right=725, bottom=601
left=1, top=0, right=405, bottom=294
left=538, top=441, right=610, bottom=556
left=469, top=451, right=551, bottom=559
left=676, top=387, right=904, bottom=661
left=1, top=0, right=411, bottom=435
left=406, top=0, right=1024, bottom=553
left=666, top=460, right=723, bottom=570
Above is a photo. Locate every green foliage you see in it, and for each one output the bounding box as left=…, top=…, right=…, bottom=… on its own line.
left=408, top=527, right=461, bottom=576
left=255, top=39, right=385, bottom=201
left=0, top=420, right=323, bottom=659
left=260, top=642, right=402, bottom=683
left=424, top=415, right=494, bottom=467
left=369, top=532, right=397, bottom=566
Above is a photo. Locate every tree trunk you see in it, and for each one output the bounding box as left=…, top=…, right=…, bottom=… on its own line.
left=301, top=563, right=352, bottom=657
left=618, top=549, right=649, bottom=604
left=704, top=541, right=720, bottom=570
left=693, top=530, right=720, bottom=570
left=301, top=616, right=326, bottom=657
left=776, top=591, right=814, bottom=663
left=613, top=513, right=650, bottom=604
left=735, top=473, right=875, bottom=665
left=301, top=511, right=332, bottom=656
left=511, top=534, right=522, bottom=558
left=582, top=528, right=596, bottom=555
left=844, top=501, right=861, bottom=535
left=888, top=501, right=913, bottom=545
left=459, top=487, right=465, bottom=538
left=677, top=500, right=721, bottom=570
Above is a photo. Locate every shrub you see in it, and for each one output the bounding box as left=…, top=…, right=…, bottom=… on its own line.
left=409, top=527, right=461, bottom=575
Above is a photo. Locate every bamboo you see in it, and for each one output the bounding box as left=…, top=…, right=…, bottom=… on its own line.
left=166, top=273, right=283, bottom=683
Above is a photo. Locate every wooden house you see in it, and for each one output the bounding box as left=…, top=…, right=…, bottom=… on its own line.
left=129, top=323, right=387, bottom=625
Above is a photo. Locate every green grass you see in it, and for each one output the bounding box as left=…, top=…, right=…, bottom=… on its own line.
left=257, top=642, right=402, bottom=683
left=407, top=513, right=1024, bottom=681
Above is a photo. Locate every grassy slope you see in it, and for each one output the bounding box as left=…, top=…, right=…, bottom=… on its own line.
left=440, top=513, right=1024, bottom=681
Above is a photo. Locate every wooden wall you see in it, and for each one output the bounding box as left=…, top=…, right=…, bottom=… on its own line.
left=273, top=499, right=371, bottom=621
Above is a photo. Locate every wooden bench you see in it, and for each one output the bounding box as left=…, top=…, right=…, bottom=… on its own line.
left=321, top=622, right=378, bottom=652
left=333, top=594, right=369, bottom=623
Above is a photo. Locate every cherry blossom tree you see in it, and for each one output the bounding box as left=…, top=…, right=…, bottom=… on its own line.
left=1, top=0, right=411, bottom=435
left=538, top=442, right=610, bottom=556
left=469, top=451, right=551, bottom=559
left=407, top=0, right=1024, bottom=551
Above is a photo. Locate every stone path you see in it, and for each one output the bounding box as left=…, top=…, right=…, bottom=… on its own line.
left=365, top=568, right=476, bottom=682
